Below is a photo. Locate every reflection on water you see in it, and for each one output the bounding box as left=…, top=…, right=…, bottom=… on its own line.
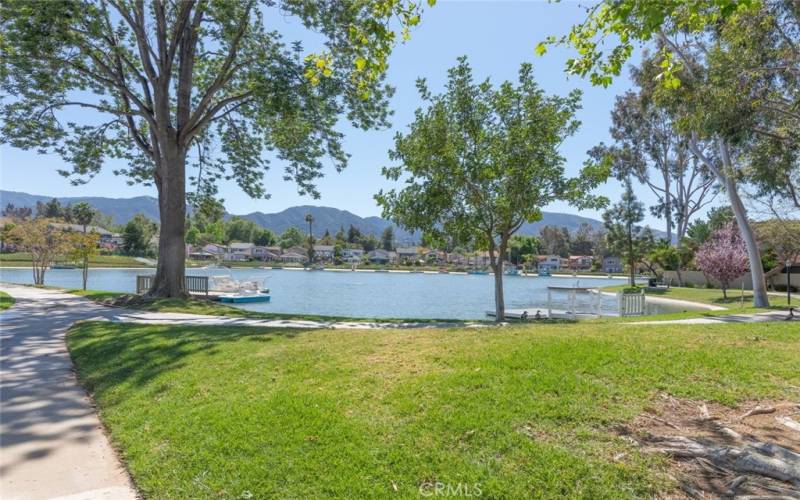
left=0, top=267, right=696, bottom=320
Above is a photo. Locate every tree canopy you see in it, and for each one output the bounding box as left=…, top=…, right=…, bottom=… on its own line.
left=0, top=0, right=432, bottom=296
left=377, top=57, right=607, bottom=320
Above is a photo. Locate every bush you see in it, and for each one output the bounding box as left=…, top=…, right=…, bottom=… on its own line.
left=773, top=284, right=798, bottom=293
left=684, top=282, right=695, bottom=288
left=621, top=286, right=642, bottom=294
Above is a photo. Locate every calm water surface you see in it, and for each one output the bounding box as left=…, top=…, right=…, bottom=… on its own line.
left=0, top=267, right=688, bottom=319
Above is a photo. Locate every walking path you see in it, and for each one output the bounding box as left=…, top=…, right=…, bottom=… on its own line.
left=0, top=285, right=138, bottom=500
left=1, top=284, right=796, bottom=499
left=629, top=309, right=798, bottom=325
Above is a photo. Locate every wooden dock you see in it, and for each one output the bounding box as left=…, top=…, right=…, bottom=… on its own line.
left=486, top=308, right=613, bottom=320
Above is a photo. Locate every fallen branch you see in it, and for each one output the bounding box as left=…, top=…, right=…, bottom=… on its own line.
left=643, top=414, right=682, bottom=430
left=739, top=405, right=777, bottom=421
left=648, top=436, right=800, bottom=486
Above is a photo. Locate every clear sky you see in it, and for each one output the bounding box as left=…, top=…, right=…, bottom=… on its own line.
left=0, top=1, right=720, bottom=231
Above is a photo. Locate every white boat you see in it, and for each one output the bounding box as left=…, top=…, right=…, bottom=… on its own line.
left=209, top=275, right=268, bottom=294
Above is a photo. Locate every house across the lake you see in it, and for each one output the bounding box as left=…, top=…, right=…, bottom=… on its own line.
left=367, top=249, right=396, bottom=264
left=603, top=256, right=622, bottom=273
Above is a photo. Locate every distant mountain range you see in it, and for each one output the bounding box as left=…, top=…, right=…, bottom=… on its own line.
left=1, top=190, right=631, bottom=243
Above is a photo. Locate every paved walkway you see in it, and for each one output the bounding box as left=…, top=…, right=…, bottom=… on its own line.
left=630, top=309, right=799, bottom=324
left=0, top=285, right=138, bottom=500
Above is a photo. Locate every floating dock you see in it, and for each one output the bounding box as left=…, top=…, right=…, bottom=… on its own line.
left=486, top=308, right=613, bottom=320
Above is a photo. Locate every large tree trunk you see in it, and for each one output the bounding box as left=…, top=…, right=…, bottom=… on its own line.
left=718, top=142, right=770, bottom=308
left=689, top=136, right=770, bottom=308
left=149, top=144, right=188, bottom=298
left=493, top=260, right=505, bottom=322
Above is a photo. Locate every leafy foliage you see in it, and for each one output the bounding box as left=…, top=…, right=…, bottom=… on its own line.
left=377, top=57, right=607, bottom=319
left=603, top=179, right=655, bottom=285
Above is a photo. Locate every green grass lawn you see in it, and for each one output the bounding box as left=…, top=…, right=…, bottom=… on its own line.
left=602, top=284, right=800, bottom=309
left=0, top=252, right=150, bottom=267
left=0, top=291, right=15, bottom=310
left=67, top=320, right=800, bottom=498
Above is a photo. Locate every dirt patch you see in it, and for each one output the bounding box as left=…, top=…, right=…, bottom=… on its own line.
left=616, top=394, right=800, bottom=498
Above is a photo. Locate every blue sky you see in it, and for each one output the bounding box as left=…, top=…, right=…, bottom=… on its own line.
left=0, top=1, right=720, bottom=230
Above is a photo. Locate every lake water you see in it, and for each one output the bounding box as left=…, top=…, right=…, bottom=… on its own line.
left=0, top=267, right=693, bottom=320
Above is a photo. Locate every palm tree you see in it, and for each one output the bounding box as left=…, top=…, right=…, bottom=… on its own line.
left=305, top=213, right=315, bottom=265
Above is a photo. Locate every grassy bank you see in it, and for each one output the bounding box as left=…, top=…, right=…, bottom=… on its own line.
left=602, top=284, right=800, bottom=308
left=67, top=321, right=800, bottom=498
left=0, top=291, right=15, bottom=310
left=0, top=252, right=149, bottom=268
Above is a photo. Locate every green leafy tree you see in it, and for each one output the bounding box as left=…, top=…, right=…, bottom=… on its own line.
left=359, top=234, right=379, bottom=253
left=70, top=202, right=97, bottom=289
left=347, top=225, right=362, bottom=244
left=603, top=179, right=653, bottom=286
left=539, top=225, right=571, bottom=257
left=253, top=229, right=276, bottom=247
left=319, top=229, right=333, bottom=246
left=36, top=198, right=64, bottom=219
left=569, top=223, right=595, bottom=256
left=224, top=217, right=261, bottom=244
left=68, top=231, right=100, bottom=290
left=279, top=226, right=305, bottom=250
left=335, top=226, right=347, bottom=246
left=1, top=0, right=431, bottom=296
left=509, top=235, right=541, bottom=266
left=380, top=226, right=394, bottom=251
left=648, top=240, right=693, bottom=286
left=377, top=58, right=606, bottom=321
left=537, top=0, right=755, bottom=87
left=122, top=214, right=157, bottom=256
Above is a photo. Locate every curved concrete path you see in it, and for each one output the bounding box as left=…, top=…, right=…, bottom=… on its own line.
left=1, top=285, right=138, bottom=500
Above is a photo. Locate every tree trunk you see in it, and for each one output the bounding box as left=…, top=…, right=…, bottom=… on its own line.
left=628, top=225, right=636, bottom=287
left=493, top=260, right=505, bottom=322
left=149, top=144, right=188, bottom=298
left=718, top=142, right=769, bottom=307
left=82, top=224, right=88, bottom=290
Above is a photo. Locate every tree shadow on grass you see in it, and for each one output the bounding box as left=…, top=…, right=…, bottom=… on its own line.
left=67, top=322, right=306, bottom=403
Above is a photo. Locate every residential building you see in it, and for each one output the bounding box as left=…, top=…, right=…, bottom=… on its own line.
left=568, top=255, right=593, bottom=270
left=367, top=249, right=396, bottom=264
left=341, top=247, right=365, bottom=261
left=281, top=251, right=306, bottom=263
left=203, top=243, right=227, bottom=255
left=603, top=256, right=622, bottom=273
left=537, top=255, right=561, bottom=271
left=396, top=246, right=420, bottom=262
left=313, top=245, right=335, bottom=261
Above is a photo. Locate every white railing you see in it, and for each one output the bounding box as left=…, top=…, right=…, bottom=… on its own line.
left=618, top=291, right=646, bottom=316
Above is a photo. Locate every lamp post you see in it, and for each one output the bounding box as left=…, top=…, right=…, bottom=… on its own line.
left=787, top=259, right=793, bottom=305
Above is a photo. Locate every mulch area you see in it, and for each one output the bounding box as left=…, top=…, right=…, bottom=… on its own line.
left=616, top=393, right=800, bottom=498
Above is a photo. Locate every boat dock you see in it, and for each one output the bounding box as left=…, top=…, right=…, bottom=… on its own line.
left=486, top=308, right=614, bottom=320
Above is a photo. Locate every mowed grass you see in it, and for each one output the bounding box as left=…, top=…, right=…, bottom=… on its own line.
left=67, top=321, right=800, bottom=498
left=0, top=252, right=149, bottom=267
left=0, top=291, right=15, bottom=309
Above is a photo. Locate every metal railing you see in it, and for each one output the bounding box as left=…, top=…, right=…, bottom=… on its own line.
left=136, top=275, right=209, bottom=295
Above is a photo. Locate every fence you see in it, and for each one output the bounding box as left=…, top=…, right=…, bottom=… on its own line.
left=136, top=275, right=209, bottom=295
left=618, top=290, right=646, bottom=316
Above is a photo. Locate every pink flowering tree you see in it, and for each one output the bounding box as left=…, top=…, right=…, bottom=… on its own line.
left=695, top=223, right=750, bottom=298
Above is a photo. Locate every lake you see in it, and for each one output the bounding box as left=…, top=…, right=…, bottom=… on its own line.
left=0, top=267, right=692, bottom=320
